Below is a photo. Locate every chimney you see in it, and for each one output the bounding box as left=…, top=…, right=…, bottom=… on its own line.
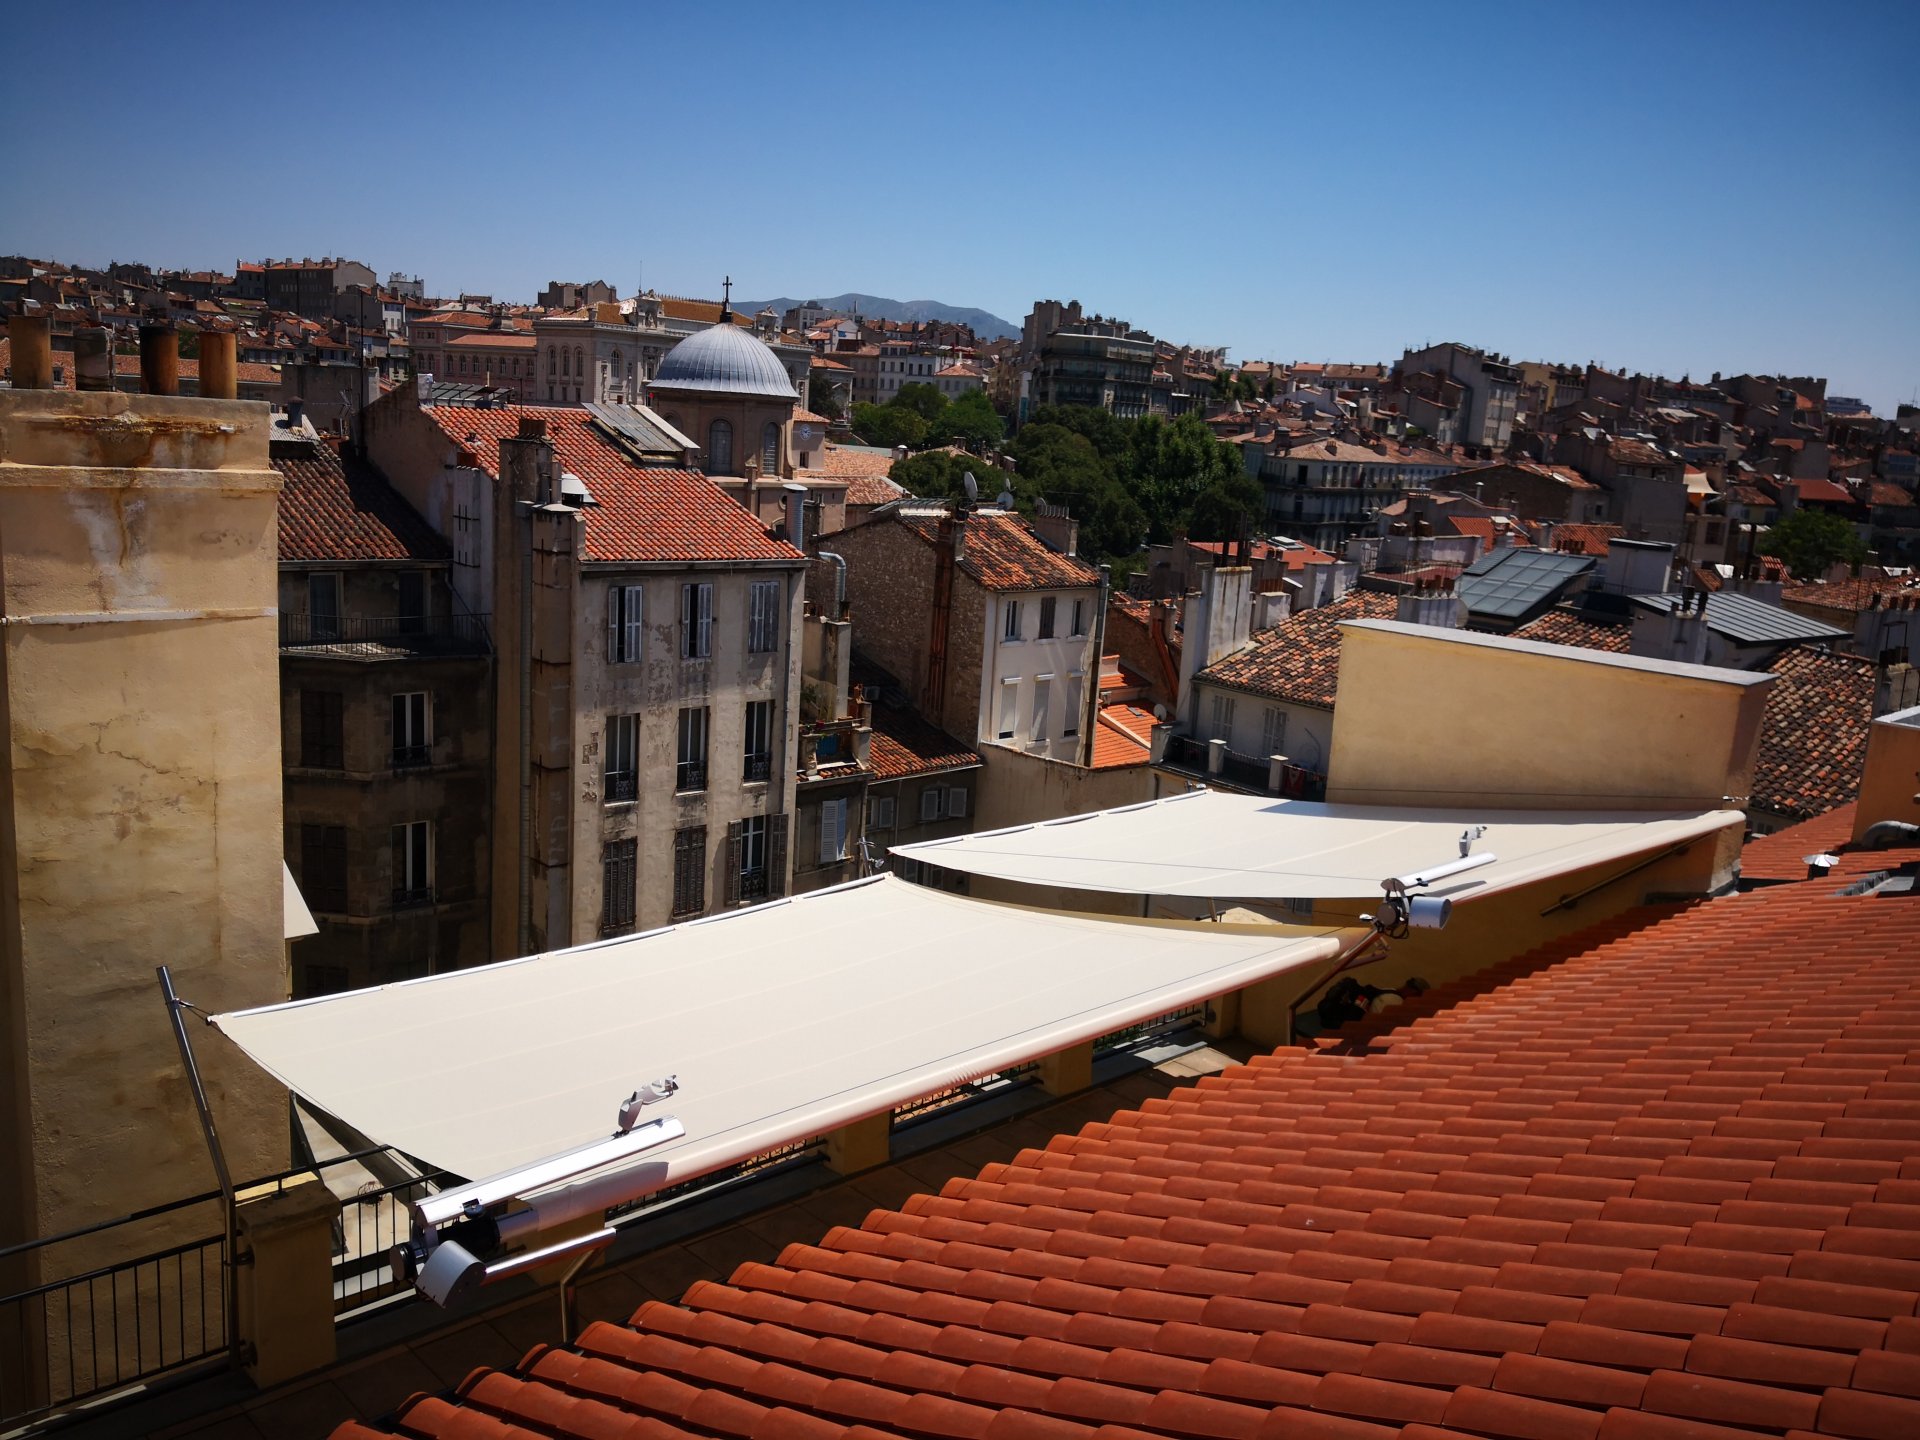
left=782, top=481, right=809, bottom=552
left=199, top=329, right=237, bottom=399
left=286, top=396, right=306, bottom=431
left=1395, top=584, right=1466, bottom=629
left=7, top=311, right=53, bottom=389
left=138, top=315, right=179, bottom=395
left=72, top=327, right=112, bottom=392
left=518, top=414, right=547, bottom=440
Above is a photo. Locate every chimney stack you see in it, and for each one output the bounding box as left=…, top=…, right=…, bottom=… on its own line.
left=286, top=397, right=306, bottom=431
left=782, top=481, right=809, bottom=552
left=138, top=315, right=179, bottom=395
left=518, top=414, right=547, bottom=440
left=199, top=329, right=237, bottom=400
left=73, top=326, right=112, bottom=392
left=7, top=310, right=53, bottom=389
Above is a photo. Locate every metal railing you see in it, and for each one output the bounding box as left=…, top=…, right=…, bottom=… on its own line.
left=280, top=612, right=492, bottom=655
left=392, top=743, right=431, bottom=770
left=392, top=886, right=435, bottom=911
left=675, top=762, right=707, bottom=793
left=1094, top=1003, right=1207, bottom=1054
left=742, top=754, right=772, bottom=784
left=1159, top=733, right=1327, bottom=800
left=604, top=771, right=638, bottom=803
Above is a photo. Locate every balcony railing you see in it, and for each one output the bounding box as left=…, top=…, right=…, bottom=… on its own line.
left=675, top=763, right=707, bottom=793
left=1161, top=733, right=1327, bottom=801
left=743, top=754, right=772, bottom=784
left=391, top=743, right=431, bottom=770
left=280, top=612, right=491, bottom=656
left=604, top=771, right=638, bottom=803
left=391, top=885, right=435, bottom=911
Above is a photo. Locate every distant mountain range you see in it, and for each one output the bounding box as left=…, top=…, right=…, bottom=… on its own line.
left=733, top=292, right=1019, bottom=341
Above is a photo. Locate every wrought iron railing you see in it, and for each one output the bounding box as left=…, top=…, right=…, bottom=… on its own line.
left=391, top=885, right=434, bottom=911
left=743, top=754, right=772, bottom=783
left=280, top=612, right=492, bottom=655
left=604, top=771, right=638, bottom=803
left=675, top=762, right=707, bottom=793
left=392, top=743, right=431, bottom=770
left=1159, top=733, right=1327, bottom=799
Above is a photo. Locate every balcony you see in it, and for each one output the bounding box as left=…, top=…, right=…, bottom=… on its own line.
left=675, top=762, right=707, bottom=793
left=743, top=754, right=772, bottom=784
left=1160, top=733, right=1328, bottom=801
left=280, top=612, right=492, bottom=659
left=392, top=743, right=431, bottom=770
left=605, top=770, right=638, bottom=804
left=391, top=885, right=435, bottom=911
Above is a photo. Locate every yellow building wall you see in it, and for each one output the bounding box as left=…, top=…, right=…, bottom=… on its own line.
left=1326, top=621, right=1772, bottom=888
left=1851, top=706, right=1920, bottom=842
left=0, top=392, right=289, bottom=1256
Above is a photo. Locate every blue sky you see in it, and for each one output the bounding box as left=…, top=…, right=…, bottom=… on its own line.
left=4, top=1, right=1915, bottom=412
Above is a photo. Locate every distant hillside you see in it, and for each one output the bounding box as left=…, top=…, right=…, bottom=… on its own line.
left=735, top=292, right=1019, bottom=341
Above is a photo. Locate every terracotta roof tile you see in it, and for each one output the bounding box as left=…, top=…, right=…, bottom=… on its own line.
left=1750, top=648, right=1875, bottom=823
left=887, top=508, right=1100, bottom=593
left=1197, top=591, right=1401, bottom=707
left=867, top=703, right=980, bottom=781
left=428, top=405, right=800, bottom=566
left=272, top=441, right=450, bottom=563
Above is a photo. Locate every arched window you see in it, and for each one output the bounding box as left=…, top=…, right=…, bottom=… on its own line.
left=547, top=345, right=556, bottom=374
left=574, top=346, right=584, bottom=377
left=708, top=419, right=734, bottom=475
left=762, top=422, right=780, bottom=475
left=561, top=347, right=570, bottom=376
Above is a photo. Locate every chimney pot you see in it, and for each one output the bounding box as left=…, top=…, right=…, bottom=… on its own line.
left=7, top=311, right=53, bottom=389
left=139, top=320, right=179, bottom=395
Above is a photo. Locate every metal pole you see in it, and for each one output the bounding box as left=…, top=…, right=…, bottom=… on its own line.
left=156, top=966, right=241, bottom=1364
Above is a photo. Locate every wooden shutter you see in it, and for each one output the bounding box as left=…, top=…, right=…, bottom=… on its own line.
left=725, top=820, right=743, bottom=905
left=607, top=585, right=622, bottom=661
left=768, top=817, right=789, bottom=897
left=697, top=583, right=713, bottom=657
left=622, top=585, right=643, bottom=662
left=679, top=583, right=693, bottom=657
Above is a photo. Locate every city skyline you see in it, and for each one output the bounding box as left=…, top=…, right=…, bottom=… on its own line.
left=2, top=1, right=1916, bottom=412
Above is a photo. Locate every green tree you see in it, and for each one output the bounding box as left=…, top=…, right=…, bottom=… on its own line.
left=810, top=381, right=843, bottom=421
left=851, top=402, right=928, bottom=450
left=890, top=450, right=1015, bottom=504
left=1124, top=413, right=1252, bottom=542
left=1028, top=404, right=1131, bottom=462
left=891, top=382, right=948, bottom=423
left=936, top=389, right=1004, bottom=449
left=1012, top=422, right=1146, bottom=564
left=1758, top=507, right=1868, bottom=580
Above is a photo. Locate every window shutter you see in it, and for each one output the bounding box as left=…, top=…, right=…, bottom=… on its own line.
left=1031, top=678, right=1051, bottom=742
left=819, top=801, right=837, bottom=863
left=679, top=583, right=692, bottom=655
left=920, top=786, right=943, bottom=823
left=725, top=820, right=743, bottom=905
left=947, top=787, right=968, bottom=819
left=698, top=583, right=713, bottom=656
left=623, top=585, right=642, bottom=662
left=768, top=817, right=789, bottom=897
left=608, top=585, right=622, bottom=661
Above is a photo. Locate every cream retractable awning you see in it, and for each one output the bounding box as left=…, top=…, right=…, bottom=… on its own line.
left=892, top=791, right=1744, bottom=901
left=212, top=875, right=1339, bottom=1187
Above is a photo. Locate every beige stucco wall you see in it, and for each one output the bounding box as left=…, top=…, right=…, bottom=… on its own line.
left=1326, top=621, right=1772, bottom=888
left=1852, top=705, right=1920, bottom=842
left=0, top=391, right=289, bottom=1252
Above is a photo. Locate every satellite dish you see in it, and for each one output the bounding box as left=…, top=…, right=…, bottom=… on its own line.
left=996, top=487, right=1015, bottom=509
left=962, top=471, right=978, bottom=501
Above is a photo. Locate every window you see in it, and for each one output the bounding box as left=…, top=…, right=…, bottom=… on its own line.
left=562, top=347, right=570, bottom=376
left=300, top=689, right=343, bottom=769
left=818, top=797, right=849, bottom=864
left=392, top=691, right=430, bottom=768
left=671, top=826, right=706, bottom=917
left=607, top=583, right=643, bottom=662
left=1030, top=675, right=1052, bottom=744
left=300, top=823, right=347, bottom=912
left=600, top=838, right=637, bottom=936
left=1209, top=692, right=1236, bottom=742
left=1262, top=705, right=1288, bottom=756
left=391, top=821, right=432, bottom=908
left=1070, top=598, right=1087, bottom=637
left=680, top=582, right=712, bottom=659
left=397, top=570, right=426, bottom=634
left=308, top=572, right=341, bottom=641
left=1039, top=595, right=1057, bottom=639
left=868, top=794, right=896, bottom=830
left=605, top=713, right=637, bottom=802
left=748, top=579, right=780, bottom=654
left=762, top=422, right=781, bottom=475
left=946, top=786, right=968, bottom=819
left=743, top=699, right=773, bottom=782
left=919, top=785, right=945, bottom=823
left=997, top=678, right=1020, bottom=740
left=707, top=418, right=734, bottom=474
left=727, top=814, right=787, bottom=904
left=676, top=706, right=708, bottom=791
left=1003, top=598, right=1021, bottom=641
left=1063, top=672, right=1084, bottom=738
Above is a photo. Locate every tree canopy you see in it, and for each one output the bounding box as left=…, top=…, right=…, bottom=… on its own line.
left=1758, top=506, right=1868, bottom=580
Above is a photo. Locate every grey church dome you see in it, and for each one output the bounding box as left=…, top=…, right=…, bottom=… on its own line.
left=650, top=322, right=797, bottom=398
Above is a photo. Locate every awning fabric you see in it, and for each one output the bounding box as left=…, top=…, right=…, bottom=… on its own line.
left=283, top=863, right=318, bottom=940
left=212, top=875, right=1339, bottom=1187
left=891, top=791, right=1744, bottom=902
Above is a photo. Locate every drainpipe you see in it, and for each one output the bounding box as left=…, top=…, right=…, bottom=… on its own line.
left=1080, top=564, right=1109, bottom=767
left=816, top=552, right=847, bottom=618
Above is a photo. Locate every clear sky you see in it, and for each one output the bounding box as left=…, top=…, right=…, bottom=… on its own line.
left=4, top=1, right=1915, bottom=412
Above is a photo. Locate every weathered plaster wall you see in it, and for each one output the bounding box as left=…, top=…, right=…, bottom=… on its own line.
left=0, top=391, right=289, bottom=1255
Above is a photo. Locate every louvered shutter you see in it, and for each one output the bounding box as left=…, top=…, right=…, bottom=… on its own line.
left=768, top=817, right=789, bottom=897
left=697, top=583, right=713, bottom=657
left=607, top=585, right=622, bottom=661
left=724, top=820, right=743, bottom=905
left=622, top=585, right=643, bottom=662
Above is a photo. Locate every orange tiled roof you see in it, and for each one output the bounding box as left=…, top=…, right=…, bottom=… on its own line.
left=1513, top=611, right=1632, bottom=653
left=867, top=703, right=980, bottom=781
left=1738, top=802, right=1860, bottom=883
left=1782, top=576, right=1920, bottom=614
left=845, top=475, right=907, bottom=508
left=1197, top=590, right=1401, bottom=707
left=427, top=406, right=800, bottom=566
left=1751, top=646, right=1876, bottom=823
left=1794, top=477, right=1858, bottom=507
left=336, top=874, right=1920, bottom=1440
left=1091, top=703, right=1154, bottom=768
left=892, top=508, right=1101, bottom=593
left=272, top=441, right=449, bottom=564
left=802, top=445, right=897, bottom=481
left=1553, top=523, right=1627, bottom=557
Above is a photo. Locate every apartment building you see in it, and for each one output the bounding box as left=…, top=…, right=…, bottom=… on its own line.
left=272, top=424, right=494, bottom=997
left=365, top=389, right=807, bottom=952
left=1393, top=341, right=1520, bottom=449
